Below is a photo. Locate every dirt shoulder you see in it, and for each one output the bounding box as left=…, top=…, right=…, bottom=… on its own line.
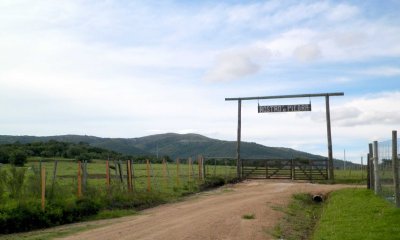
left=59, top=180, right=354, bottom=240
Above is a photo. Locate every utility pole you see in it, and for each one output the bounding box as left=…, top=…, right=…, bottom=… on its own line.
left=236, top=100, right=242, bottom=179
left=343, top=149, right=346, bottom=170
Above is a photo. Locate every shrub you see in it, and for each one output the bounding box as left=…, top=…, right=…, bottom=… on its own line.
left=0, top=197, right=101, bottom=234
left=199, top=176, right=225, bottom=190
left=5, top=166, right=26, bottom=199
left=0, top=150, right=9, bottom=164
left=0, top=168, right=5, bottom=200
left=9, top=150, right=27, bottom=166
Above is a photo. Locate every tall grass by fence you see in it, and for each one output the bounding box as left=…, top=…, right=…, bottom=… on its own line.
left=0, top=156, right=237, bottom=233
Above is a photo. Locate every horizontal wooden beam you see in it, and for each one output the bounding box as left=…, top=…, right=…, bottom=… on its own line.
left=225, top=92, right=344, bottom=101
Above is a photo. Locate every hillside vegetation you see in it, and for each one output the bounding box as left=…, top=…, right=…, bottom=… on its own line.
left=0, top=141, right=128, bottom=165
left=0, top=133, right=324, bottom=160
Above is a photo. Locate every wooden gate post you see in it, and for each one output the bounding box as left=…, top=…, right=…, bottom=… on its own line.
left=325, top=95, right=334, bottom=180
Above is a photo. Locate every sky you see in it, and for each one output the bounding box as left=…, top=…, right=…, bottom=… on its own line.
left=1, top=0, right=399, bottom=163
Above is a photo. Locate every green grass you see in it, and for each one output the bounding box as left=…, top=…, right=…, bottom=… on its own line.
left=242, top=213, right=255, bottom=219
left=312, top=188, right=400, bottom=240
left=273, top=193, right=323, bottom=240
left=85, top=209, right=137, bottom=221
left=334, top=169, right=366, bottom=184
left=0, top=159, right=238, bottom=234
left=0, top=223, right=107, bottom=240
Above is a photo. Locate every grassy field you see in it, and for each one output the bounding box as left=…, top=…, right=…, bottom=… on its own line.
left=312, top=188, right=400, bottom=240
left=275, top=189, right=400, bottom=240
left=333, top=169, right=367, bottom=184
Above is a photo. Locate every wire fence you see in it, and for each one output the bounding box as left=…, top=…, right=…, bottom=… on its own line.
left=368, top=130, right=400, bottom=207
left=377, top=140, right=398, bottom=201
left=0, top=156, right=238, bottom=211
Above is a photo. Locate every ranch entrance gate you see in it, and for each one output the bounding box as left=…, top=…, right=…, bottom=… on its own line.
left=225, top=92, right=344, bottom=180
left=241, top=158, right=328, bottom=180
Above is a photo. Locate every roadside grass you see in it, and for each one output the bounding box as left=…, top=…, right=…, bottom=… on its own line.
left=273, top=193, right=323, bottom=240
left=0, top=222, right=107, bottom=240
left=84, top=209, right=137, bottom=221
left=0, top=159, right=238, bottom=234
left=312, top=188, right=400, bottom=240
left=242, top=213, right=255, bottom=219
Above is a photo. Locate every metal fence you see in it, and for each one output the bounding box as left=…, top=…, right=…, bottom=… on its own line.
left=368, top=130, right=400, bottom=207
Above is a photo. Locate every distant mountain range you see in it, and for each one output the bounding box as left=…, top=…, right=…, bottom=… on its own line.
left=0, top=133, right=325, bottom=160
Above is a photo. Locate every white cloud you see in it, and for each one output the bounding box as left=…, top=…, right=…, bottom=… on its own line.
left=333, top=31, right=366, bottom=47
left=361, top=67, right=400, bottom=77
left=307, top=92, right=400, bottom=127
left=293, top=43, right=322, bottom=62
left=204, top=47, right=271, bottom=81
left=326, top=4, right=359, bottom=21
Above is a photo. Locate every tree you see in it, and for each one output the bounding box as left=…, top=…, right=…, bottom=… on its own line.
left=0, top=149, right=9, bottom=164
left=9, top=150, right=27, bottom=166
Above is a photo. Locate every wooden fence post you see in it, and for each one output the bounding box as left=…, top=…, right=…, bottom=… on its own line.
left=392, top=130, right=399, bottom=207
left=188, top=157, right=192, bottom=183
left=198, top=156, right=202, bottom=181
left=165, top=160, right=171, bottom=186
left=202, top=156, right=206, bottom=180
left=41, top=166, right=46, bottom=211
left=213, top=158, right=216, bottom=176
left=373, top=141, right=381, bottom=194
left=82, top=160, right=87, bottom=193
left=127, top=160, right=133, bottom=192
left=118, top=159, right=123, bottom=183
left=290, top=159, right=294, bottom=180
left=131, top=160, right=135, bottom=192
left=162, top=158, right=169, bottom=189
left=146, top=159, right=151, bottom=192
left=77, top=161, right=82, bottom=198
left=150, top=162, right=158, bottom=190
left=176, top=158, right=180, bottom=187
left=224, top=159, right=228, bottom=180
left=106, top=160, right=110, bottom=190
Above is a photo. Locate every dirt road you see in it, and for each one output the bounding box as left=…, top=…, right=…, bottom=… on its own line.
left=61, top=180, right=353, bottom=240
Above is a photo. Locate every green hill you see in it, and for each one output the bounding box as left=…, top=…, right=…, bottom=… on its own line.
left=0, top=133, right=324, bottom=160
